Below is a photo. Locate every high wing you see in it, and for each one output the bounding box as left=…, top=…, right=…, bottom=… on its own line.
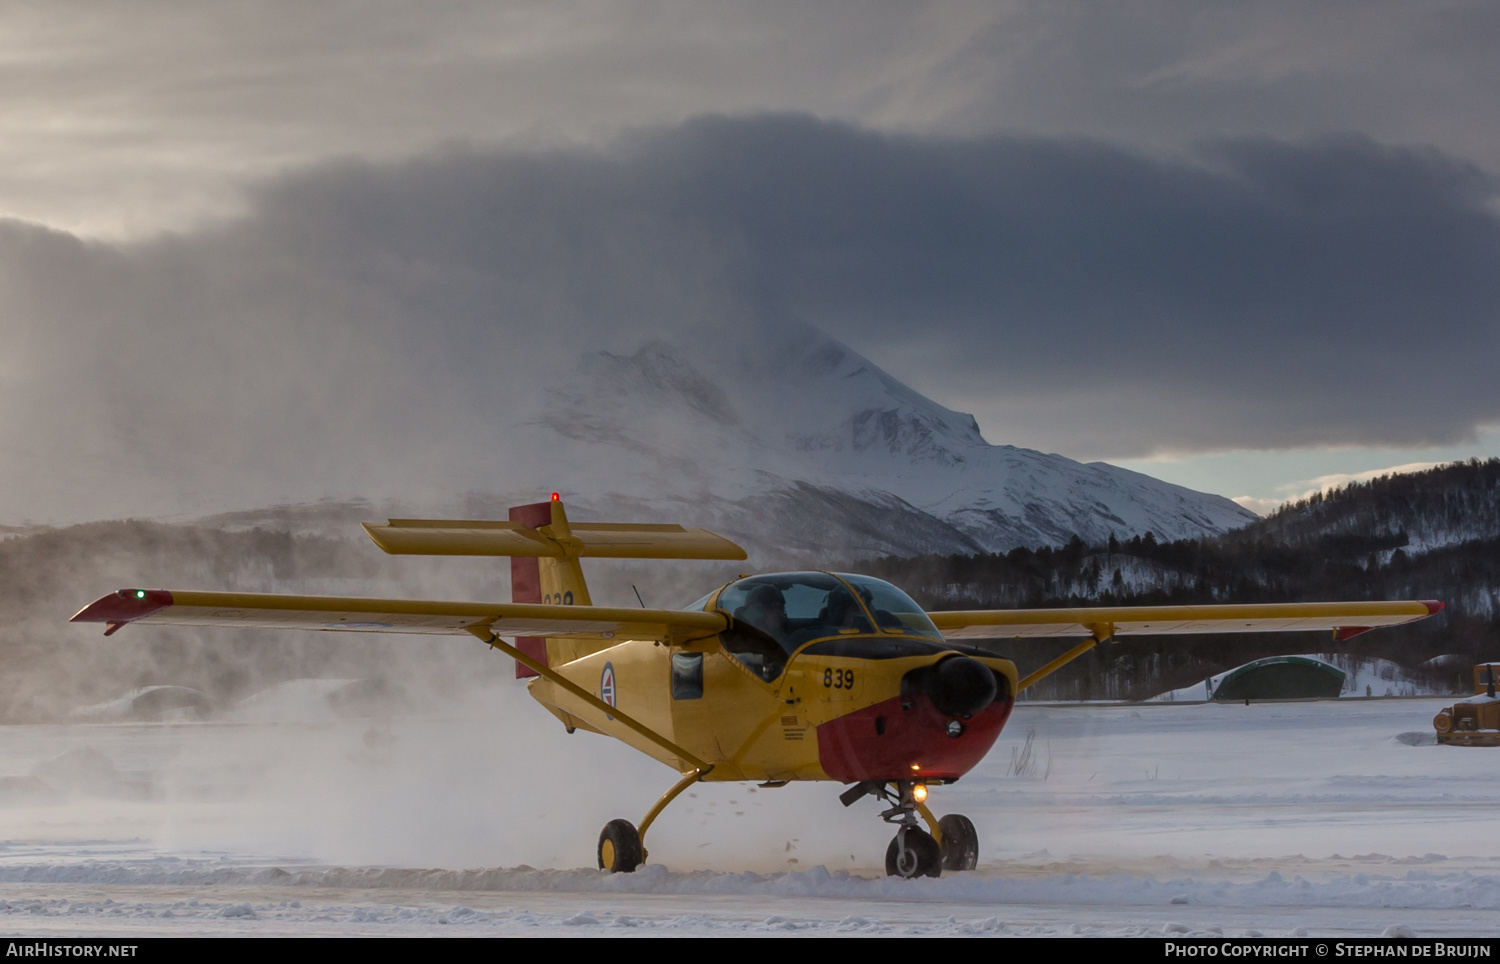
left=76, top=592, right=1442, bottom=643
left=928, top=600, right=1443, bottom=641
left=70, top=589, right=728, bottom=643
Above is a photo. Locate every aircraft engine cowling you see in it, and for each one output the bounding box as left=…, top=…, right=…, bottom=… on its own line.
left=903, top=655, right=999, bottom=719
left=815, top=653, right=1015, bottom=783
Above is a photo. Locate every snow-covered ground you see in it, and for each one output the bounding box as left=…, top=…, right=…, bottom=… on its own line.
left=1, top=689, right=1496, bottom=937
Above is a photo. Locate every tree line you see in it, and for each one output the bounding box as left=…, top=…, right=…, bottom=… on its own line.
left=858, top=460, right=1500, bottom=700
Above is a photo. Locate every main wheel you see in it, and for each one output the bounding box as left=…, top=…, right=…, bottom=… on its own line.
left=938, top=814, right=979, bottom=871
left=884, top=826, right=942, bottom=879
left=598, top=818, right=643, bottom=873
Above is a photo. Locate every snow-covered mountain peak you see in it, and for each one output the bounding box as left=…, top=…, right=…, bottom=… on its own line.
left=544, top=340, right=742, bottom=436
left=531, top=326, right=1255, bottom=555
left=767, top=334, right=988, bottom=467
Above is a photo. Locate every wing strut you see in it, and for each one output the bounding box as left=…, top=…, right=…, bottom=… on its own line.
left=464, top=626, right=711, bottom=773
left=1016, top=623, right=1115, bottom=693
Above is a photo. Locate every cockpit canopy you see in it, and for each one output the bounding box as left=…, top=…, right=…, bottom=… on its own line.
left=705, top=572, right=944, bottom=681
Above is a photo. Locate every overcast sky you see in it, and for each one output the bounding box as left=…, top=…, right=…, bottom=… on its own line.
left=2, top=1, right=1498, bottom=520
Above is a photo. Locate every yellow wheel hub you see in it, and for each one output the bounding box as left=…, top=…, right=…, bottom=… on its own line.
left=601, top=838, right=616, bottom=868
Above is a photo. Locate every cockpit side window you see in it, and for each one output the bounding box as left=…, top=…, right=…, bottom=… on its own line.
left=718, top=622, right=787, bottom=682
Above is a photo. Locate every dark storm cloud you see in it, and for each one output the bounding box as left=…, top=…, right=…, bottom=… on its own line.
left=1, top=115, right=1497, bottom=520
left=268, top=113, right=1496, bottom=454
left=629, top=118, right=1500, bottom=453
left=6, top=2, right=1500, bottom=239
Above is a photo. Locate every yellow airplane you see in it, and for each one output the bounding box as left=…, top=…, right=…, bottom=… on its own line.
left=72, top=495, right=1443, bottom=878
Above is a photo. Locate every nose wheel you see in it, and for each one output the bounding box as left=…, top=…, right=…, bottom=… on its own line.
left=840, top=779, right=979, bottom=878
left=885, top=825, right=941, bottom=878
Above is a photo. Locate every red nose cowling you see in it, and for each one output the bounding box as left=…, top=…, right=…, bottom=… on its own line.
left=816, top=692, right=1014, bottom=783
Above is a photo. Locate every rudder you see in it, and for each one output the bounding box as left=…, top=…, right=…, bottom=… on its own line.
left=509, top=495, right=593, bottom=678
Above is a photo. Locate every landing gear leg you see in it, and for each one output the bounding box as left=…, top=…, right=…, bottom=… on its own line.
left=840, top=780, right=973, bottom=877
left=597, top=766, right=708, bottom=874
left=847, top=779, right=942, bottom=879
left=915, top=794, right=979, bottom=871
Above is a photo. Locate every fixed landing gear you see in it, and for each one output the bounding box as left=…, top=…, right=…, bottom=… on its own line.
left=886, top=825, right=941, bottom=878
left=841, top=778, right=979, bottom=878
left=600, top=770, right=978, bottom=877
left=938, top=813, right=979, bottom=871
left=598, top=767, right=709, bottom=874
left=598, top=818, right=643, bottom=873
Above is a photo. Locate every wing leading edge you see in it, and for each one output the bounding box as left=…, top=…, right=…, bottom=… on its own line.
left=70, top=589, right=728, bottom=643
left=928, top=600, right=1443, bottom=641
left=77, top=593, right=1442, bottom=642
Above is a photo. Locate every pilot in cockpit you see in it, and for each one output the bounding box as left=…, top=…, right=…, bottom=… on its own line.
left=822, top=588, right=864, bottom=630
left=738, top=584, right=790, bottom=643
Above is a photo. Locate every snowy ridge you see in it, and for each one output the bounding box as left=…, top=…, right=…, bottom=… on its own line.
left=1255, top=461, right=1500, bottom=563
left=531, top=329, right=1255, bottom=555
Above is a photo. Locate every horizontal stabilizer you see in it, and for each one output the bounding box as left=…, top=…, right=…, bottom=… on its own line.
left=362, top=519, right=747, bottom=560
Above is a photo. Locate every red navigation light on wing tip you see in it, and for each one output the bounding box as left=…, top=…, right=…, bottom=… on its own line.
left=551, top=492, right=560, bottom=502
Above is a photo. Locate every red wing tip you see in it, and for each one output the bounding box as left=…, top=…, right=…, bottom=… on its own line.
left=1423, top=600, right=1444, bottom=615
left=71, top=589, right=174, bottom=625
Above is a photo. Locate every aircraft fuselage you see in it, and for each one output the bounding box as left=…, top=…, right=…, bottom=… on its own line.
left=527, top=623, right=1018, bottom=783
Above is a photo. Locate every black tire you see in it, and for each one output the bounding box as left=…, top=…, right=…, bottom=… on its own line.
left=884, top=826, right=942, bottom=879
left=598, top=818, right=643, bottom=873
left=938, top=814, right=979, bottom=871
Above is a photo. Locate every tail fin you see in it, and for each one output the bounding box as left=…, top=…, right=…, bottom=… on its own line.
left=507, top=496, right=594, bottom=608
left=508, top=497, right=590, bottom=679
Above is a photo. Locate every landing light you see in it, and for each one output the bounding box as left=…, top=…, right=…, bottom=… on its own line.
left=912, top=784, right=928, bottom=803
